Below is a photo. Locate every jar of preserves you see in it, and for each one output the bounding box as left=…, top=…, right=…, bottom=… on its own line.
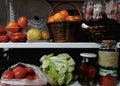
left=98, top=40, right=119, bottom=69
left=99, top=68, right=117, bottom=86
left=78, top=53, right=97, bottom=86
left=98, top=40, right=118, bottom=86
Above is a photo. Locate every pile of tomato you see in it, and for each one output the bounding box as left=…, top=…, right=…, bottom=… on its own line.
left=2, top=65, right=39, bottom=80
left=0, top=16, right=28, bottom=42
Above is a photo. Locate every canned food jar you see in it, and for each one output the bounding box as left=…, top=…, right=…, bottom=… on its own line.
left=98, top=40, right=119, bottom=69
left=78, top=53, right=97, bottom=86
left=99, top=68, right=117, bottom=86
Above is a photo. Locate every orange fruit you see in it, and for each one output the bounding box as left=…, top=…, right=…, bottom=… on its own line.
left=66, top=16, right=76, bottom=22
left=48, top=16, right=55, bottom=23
left=74, top=16, right=81, bottom=20
left=41, top=30, right=50, bottom=40
left=53, top=12, right=65, bottom=22
left=59, top=10, right=69, bottom=18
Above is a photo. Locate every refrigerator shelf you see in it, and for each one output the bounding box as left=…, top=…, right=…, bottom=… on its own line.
left=0, top=42, right=105, bottom=48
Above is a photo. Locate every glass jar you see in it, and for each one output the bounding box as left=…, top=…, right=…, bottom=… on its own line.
left=99, top=68, right=117, bottom=86
left=98, top=40, right=119, bottom=69
left=78, top=53, right=97, bottom=86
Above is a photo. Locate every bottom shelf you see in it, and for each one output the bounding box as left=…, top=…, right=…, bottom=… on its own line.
left=0, top=81, right=120, bottom=86
left=69, top=80, right=120, bottom=86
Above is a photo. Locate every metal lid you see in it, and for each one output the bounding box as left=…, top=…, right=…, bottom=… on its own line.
left=99, top=68, right=117, bottom=77
left=80, top=53, right=97, bottom=58
left=102, top=40, right=116, bottom=43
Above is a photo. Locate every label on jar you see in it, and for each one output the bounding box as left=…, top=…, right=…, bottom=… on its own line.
left=98, top=51, right=119, bottom=68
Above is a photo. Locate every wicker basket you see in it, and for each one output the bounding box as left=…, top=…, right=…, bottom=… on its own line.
left=47, top=2, right=82, bottom=42
left=82, top=19, right=120, bottom=42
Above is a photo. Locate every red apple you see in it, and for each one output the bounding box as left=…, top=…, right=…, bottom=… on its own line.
left=0, top=35, right=9, bottom=42
left=0, top=26, right=6, bottom=36
left=9, top=32, right=26, bottom=42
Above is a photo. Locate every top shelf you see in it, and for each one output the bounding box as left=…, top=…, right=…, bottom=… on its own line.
left=47, top=0, right=84, bottom=1
left=0, top=42, right=119, bottom=48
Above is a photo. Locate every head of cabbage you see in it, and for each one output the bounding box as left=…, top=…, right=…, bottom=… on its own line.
left=40, top=53, right=76, bottom=86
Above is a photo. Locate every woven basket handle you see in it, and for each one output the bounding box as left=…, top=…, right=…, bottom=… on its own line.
left=48, top=2, right=83, bottom=20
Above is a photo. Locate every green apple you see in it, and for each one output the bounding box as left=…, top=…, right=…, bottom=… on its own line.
left=27, top=28, right=41, bottom=40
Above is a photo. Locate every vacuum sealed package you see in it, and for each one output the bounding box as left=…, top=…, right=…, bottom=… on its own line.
left=92, top=0, right=106, bottom=21
left=0, top=62, right=48, bottom=86
left=83, top=0, right=106, bottom=21
left=106, top=0, right=120, bottom=23
left=83, top=0, right=94, bottom=21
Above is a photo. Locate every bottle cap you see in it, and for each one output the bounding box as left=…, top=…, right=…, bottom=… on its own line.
left=102, top=40, right=116, bottom=43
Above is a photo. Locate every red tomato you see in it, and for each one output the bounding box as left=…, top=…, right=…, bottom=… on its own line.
left=12, top=66, right=24, bottom=73
left=17, top=16, right=28, bottom=29
left=78, top=63, right=88, bottom=72
left=6, top=27, right=20, bottom=33
left=25, top=67, right=34, bottom=74
left=99, top=75, right=116, bottom=86
left=87, top=65, right=97, bottom=78
left=6, top=21, right=19, bottom=28
left=6, top=21, right=20, bottom=33
left=14, top=67, right=27, bottom=79
left=0, top=35, right=9, bottom=42
left=9, top=32, right=27, bottom=42
left=0, top=26, right=6, bottom=36
left=2, top=70, right=15, bottom=79
left=25, top=75, right=34, bottom=80
left=33, top=74, right=39, bottom=80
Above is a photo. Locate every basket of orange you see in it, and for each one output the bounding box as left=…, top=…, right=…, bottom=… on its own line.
left=47, top=2, right=83, bottom=42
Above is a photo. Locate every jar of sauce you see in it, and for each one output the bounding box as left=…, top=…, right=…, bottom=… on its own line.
left=99, top=68, right=117, bottom=86
left=98, top=40, right=118, bottom=86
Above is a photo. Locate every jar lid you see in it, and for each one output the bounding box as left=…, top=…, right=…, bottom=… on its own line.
left=80, top=53, right=97, bottom=58
left=102, top=40, right=116, bottom=44
left=99, top=68, right=117, bottom=77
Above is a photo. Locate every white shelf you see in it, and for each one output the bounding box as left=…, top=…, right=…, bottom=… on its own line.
left=0, top=42, right=119, bottom=48
left=0, top=42, right=101, bottom=48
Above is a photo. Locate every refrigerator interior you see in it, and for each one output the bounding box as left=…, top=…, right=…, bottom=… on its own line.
left=0, top=0, right=120, bottom=85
